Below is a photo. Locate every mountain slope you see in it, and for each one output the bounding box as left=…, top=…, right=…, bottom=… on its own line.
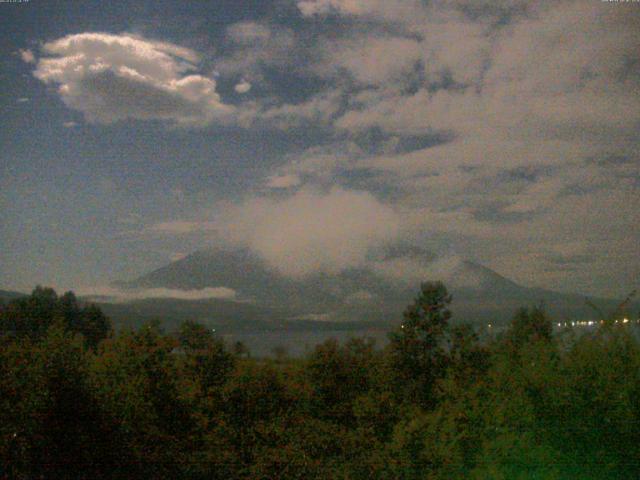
left=0, top=289, right=27, bottom=302
left=116, top=248, right=635, bottom=328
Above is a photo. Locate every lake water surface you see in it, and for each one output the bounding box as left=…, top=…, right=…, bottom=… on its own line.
left=223, top=328, right=390, bottom=357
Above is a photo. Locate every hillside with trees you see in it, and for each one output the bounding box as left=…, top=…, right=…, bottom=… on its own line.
left=1, top=283, right=639, bottom=479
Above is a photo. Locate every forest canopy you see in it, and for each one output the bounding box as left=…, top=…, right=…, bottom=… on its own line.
left=1, top=283, right=639, bottom=479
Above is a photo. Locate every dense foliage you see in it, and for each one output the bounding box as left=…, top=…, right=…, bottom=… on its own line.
left=1, top=283, right=639, bottom=479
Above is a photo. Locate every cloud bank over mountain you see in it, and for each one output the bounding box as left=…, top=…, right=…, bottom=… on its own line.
left=217, top=187, right=400, bottom=277
left=77, top=285, right=237, bottom=302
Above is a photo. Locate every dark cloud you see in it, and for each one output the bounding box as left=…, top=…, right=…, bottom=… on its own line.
left=471, top=201, right=538, bottom=225
left=586, top=154, right=636, bottom=167
left=543, top=253, right=594, bottom=273
left=351, top=126, right=454, bottom=155
left=498, top=165, right=550, bottom=184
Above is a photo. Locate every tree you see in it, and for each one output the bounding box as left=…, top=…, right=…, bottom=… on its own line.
left=447, top=323, right=490, bottom=387
left=232, top=340, right=250, bottom=358
left=90, top=322, right=194, bottom=477
left=0, top=286, right=58, bottom=339
left=306, top=337, right=377, bottom=426
left=177, top=320, right=235, bottom=393
left=78, top=303, right=111, bottom=349
left=0, top=325, right=126, bottom=479
left=0, top=287, right=111, bottom=348
left=220, top=362, right=291, bottom=472
left=178, top=319, right=215, bottom=351
left=504, top=305, right=552, bottom=349
left=388, top=281, right=452, bottom=408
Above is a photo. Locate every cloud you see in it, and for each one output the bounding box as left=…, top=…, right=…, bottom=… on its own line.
left=257, top=89, right=344, bottom=129
left=316, top=1, right=639, bottom=145
left=219, top=187, right=400, bottom=277
left=297, top=0, right=425, bottom=23
left=298, top=0, right=377, bottom=17
left=265, top=173, right=301, bottom=189
left=234, top=80, right=252, bottom=94
left=542, top=241, right=594, bottom=270
left=501, top=177, right=565, bottom=214
left=22, top=4, right=638, bottom=296
left=62, top=121, right=78, bottom=128
left=419, top=17, right=490, bottom=88
left=345, top=290, right=375, bottom=304
left=32, top=32, right=234, bottom=126
left=372, top=254, right=485, bottom=289
left=117, top=212, right=142, bottom=225
left=226, top=22, right=272, bottom=44
left=77, top=286, right=237, bottom=302
left=27, top=31, right=338, bottom=132
left=19, top=49, right=35, bottom=63
left=169, top=252, right=188, bottom=262
left=170, top=187, right=186, bottom=203
left=16, top=97, right=29, bottom=103
left=217, top=22, right=296, bottom=79
left=258, top=141, right=365, bottom=193
left=303, top=1, right=639, bottom=276
left=147, top=220, right=217, bottom=235
left=319, top=36, right=422, bottom=87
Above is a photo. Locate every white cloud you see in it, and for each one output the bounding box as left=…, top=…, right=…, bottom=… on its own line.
left=19, top=49, right=35, bottom=63
left=117, top=212, right=142, bottom=225
left=261, top=141, right=364, bottom=189
left=345, top=290, right=375, bottom=304
left=298, top=0, right=373, bottom=17
left=372, top=254, right=485, bottom=289
left=320, top=36, right=422, bottom=86
left=310, top=2, right=640, bottom=287
left=16, top=97, right=29, bottom=103
left=297, top=0, right=426, bottom=23
left=219, top=187, right=400, bottom=277
left=226, top=22, right=272, bottom=44
left=32, top=32, right=233, bottom=126
left=546, top=240, right=591, bottom=260
left=502, top=177, right=565, bottom=214
left=63, top=121, right=78, bottom=128
left=77, top=286, right=237, bottom=302
left=217, top=22, right=296, bottom=78
left=169, top=252, right=188, bottom=262
left=319, top=0, right=639, bottom=145
left=24, top=4, right=638, bottom=296
left=258, top=89, right=343, bottom=129
left=265, top=173, right=301, bottom=189
left=234, top=80, right=252, bottom=94
left=282, top=2, right=638, bottom=295
left=148, top=221, right=216, bottom=235
left=419, top=17, right=491, bottom=88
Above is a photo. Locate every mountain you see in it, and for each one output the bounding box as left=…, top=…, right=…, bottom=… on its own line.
left=113, top=248, right=636, bottom=330
left=0, top=289, right=27, bottom=302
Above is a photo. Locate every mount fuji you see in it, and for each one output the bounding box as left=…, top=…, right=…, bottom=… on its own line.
left=92, top=247, right=633, bottom=332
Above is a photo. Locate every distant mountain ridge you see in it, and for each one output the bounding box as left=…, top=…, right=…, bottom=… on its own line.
left=0, top=289, right=27, bottom=302
left=115, top=248, right=636, bottom=328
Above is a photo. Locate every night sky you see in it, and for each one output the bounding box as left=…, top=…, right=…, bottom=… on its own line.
left=1, top=0, right=638, bottom=297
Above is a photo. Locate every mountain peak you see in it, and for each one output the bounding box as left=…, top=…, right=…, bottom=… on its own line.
left=111, top=247, right=626, bottom=325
